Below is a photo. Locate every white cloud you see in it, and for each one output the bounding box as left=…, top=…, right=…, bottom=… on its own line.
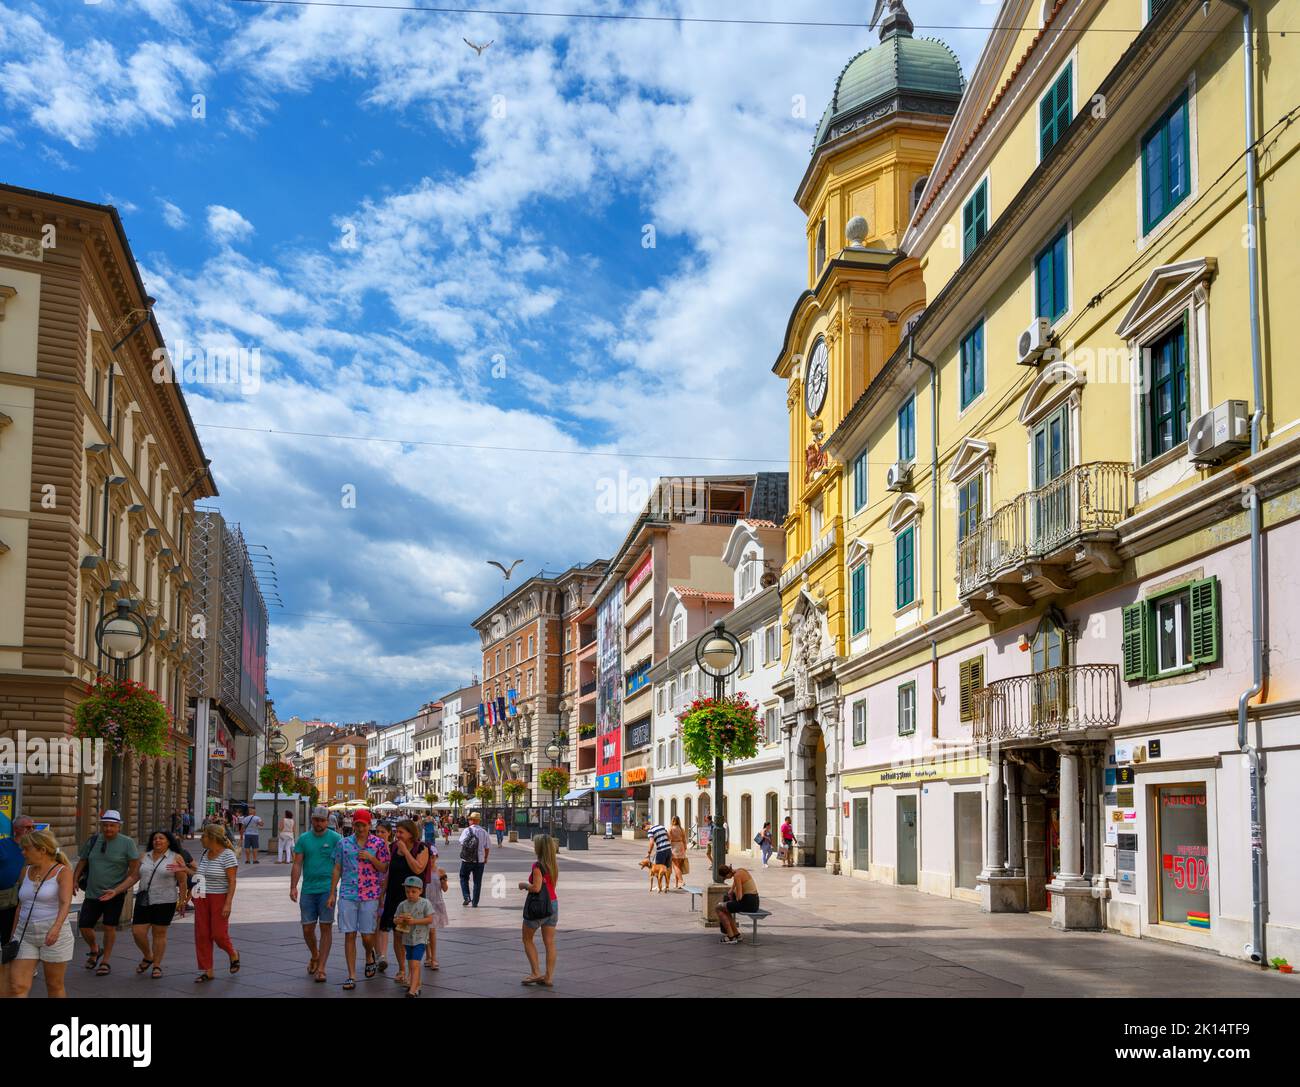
left=159, top=199, right=187, bottom=229
left=205, top=204, right=255, bottom=245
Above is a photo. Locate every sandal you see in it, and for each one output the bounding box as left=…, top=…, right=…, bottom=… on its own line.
left=307, top=956, right=318, bottom=976
left=364, top=952, right=377, bottom=979
left=136, top=958, right=153, bottom=974
left=394, top=973, right=408, bottom=985
left=314, top=970, right=327, bottom=983
left=95, top=962, right=112, bottom=975
left=195, top=972, right=212, bottom=984
left=151, top=966, right=163, bottom=979
left=342, top=977, right=356, bottom=990
left=229, top=955, right=241, bottom=974
left=377, top=958, right=388, bottom=973
left=405, top=988, right=421, bottom=998
left=521, top=976, right=544, bottom=986
left=85, top=949, right=103, bottom=970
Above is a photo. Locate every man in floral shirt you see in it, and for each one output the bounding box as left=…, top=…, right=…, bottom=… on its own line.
left=327, top=810, right=389, bottom=990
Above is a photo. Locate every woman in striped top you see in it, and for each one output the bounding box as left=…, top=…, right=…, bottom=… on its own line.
left=193, top=825, right=241, bottom=983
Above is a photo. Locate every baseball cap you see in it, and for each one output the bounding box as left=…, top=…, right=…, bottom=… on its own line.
left=100, top=810, right=123, bottom=823
left=402, top=875, right=423, bottom=889
left=311, top=806, right=329, bottom=819
left=352, top=809, right=372, bottom=824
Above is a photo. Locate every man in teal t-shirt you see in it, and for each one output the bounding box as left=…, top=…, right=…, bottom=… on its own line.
left=290, top=806, right=342, bottom=982
left=74, top=810, right=141, bottom=975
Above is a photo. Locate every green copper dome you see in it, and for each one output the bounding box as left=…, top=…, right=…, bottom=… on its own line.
left=813, top=3, right=964, bottom=153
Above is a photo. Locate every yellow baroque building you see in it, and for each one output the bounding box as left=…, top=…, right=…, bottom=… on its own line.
left=773, top=2, right=964, bottom=871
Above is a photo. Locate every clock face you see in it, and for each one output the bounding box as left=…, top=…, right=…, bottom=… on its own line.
left=804, top=338, right=829, bottom=418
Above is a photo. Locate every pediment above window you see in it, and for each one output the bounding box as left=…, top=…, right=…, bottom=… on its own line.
left=947, top=437, right=994, bottom=483
left=1018, top=361, right=1086, bottom=427
left=845, top=536, right=873, bottom=566
left=1115, top=258, right=1216, bottom=342
left=886, top=494, right=921, bottom=533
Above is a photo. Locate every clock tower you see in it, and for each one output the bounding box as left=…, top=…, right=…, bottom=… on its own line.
left=772, top=0, right=963, bottom=871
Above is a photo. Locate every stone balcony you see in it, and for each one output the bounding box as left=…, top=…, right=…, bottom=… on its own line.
left=957, top=461, right=1131, bottom=620
left=971, top=664, right=1120, bottom=744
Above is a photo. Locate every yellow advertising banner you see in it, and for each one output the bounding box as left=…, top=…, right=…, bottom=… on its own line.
left=842, top=755, right=989, bottom=790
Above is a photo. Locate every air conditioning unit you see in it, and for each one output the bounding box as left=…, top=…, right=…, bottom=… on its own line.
left=1187, top=400, right=1249, bottom=465
left=1017, top=318, right=1053, bottom=366
left=886, top=461, right=913, bottom=492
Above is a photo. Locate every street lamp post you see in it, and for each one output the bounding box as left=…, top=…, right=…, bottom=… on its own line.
left=94, top=598, right=150, bottom=814
left=695, top=620, right=741, bottom=888
left=545, top=738, right=567, bottom=845
left=509, top=758, right=522, bottom=841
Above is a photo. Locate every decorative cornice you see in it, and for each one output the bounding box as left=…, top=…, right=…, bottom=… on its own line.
left=0, top=232, right=41, bottom=261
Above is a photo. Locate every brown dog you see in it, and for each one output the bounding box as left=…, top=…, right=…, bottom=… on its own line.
left=639, top=856, right=670, bottom=893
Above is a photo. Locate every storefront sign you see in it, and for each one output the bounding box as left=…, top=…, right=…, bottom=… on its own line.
left=1116, top=766, right=1134, bottom=785
left=1148, top=739, right=1162, bottom=758
left=1118, top=871, right=1137, bottom=895
left=842, top=755, right=988, bottom=790
left=1117, top=787, right=1134, bottom=807
left=625, top=767, right=648, bottom=785
left=594, top=772, right=622, bottom=791
left=1118, top=833, right=1138, bottom=852
left=1115, top=743, right=1133, bottom=764
left=1103, top=792, right=1118, bottom=807
left=626, top=550, right=653, bottom=596
left=1117, top=849, right=1137, bottom=871
left=1104, top=768, right=1116, bottom=787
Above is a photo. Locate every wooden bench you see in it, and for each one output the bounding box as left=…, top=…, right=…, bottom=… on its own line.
left=683, top=885, right=705, bottom=911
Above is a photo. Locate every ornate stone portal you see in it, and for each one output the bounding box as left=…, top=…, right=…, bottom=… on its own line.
left=780, top=577, right=843, bottom=871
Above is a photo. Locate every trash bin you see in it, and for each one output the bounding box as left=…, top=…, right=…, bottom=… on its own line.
left=567, top=829, right=589, bottom=851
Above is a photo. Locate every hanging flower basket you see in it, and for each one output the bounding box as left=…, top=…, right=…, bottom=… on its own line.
left=502, top=779, right=528, bottom=804
left=73, top=675, right=170, bottom=757
left=473, top=784, right=497, bottom=805
left=539, top=767, right=569, bottom=794
left=677, top=694, right=761, bottom=774
left=259, top=760, right=296, bottom=794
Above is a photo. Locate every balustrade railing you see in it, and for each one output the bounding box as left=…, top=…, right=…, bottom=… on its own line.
left=970, top=664, right=1120, bottom=742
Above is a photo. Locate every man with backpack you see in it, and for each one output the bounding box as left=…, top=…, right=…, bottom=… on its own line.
left=457, top=812, right=491, bottom=907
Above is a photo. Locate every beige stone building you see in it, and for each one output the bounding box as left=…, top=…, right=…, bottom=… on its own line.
left=0, top=185, right=216, bottom=845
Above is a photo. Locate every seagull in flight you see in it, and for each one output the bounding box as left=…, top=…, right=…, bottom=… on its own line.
left=487, top=559, right=524, bottom=580
left=464, top=38, right=494, bottom=56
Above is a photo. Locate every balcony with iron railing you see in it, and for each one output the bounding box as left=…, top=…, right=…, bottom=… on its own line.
left=578, top=679, right=597, bottom=698
left=957, top=462, right=1130, bottom=618
left=970, top=664, right=1120, bottom=744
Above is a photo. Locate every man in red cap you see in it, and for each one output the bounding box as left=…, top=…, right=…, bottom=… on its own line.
left=328, top=809, right=390, bottom=990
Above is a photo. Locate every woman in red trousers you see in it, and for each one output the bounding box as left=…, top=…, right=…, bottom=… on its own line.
left=192, top=825, right=241, bottom=983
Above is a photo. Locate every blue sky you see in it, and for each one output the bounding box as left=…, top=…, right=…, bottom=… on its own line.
left=0, top=0, right=991, bottom=724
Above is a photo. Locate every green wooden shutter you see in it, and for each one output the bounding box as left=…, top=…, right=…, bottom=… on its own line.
left=1122, top=601, right=1148, bottom=680
left=959, top=657, right=984, bottom=722
left=1189, top=577, right=1220, bottom=665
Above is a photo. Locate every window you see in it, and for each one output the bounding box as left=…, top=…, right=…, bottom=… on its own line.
left=958, top=655, right=984, bottom=722
left=897, top=397, right=916, bottom=462
left=671, top=613, right=685, bottom=648
left=1035, top=225, right=1069, bottom=323
left=763, top=622, right=780, bottom=665
left=954, top=792, right=983, bottom=890
left=962, top=180, right=988, bottom=259
left=850, top=561, right=867, bottom=636
left=957, top=475, right=982, bottom=542
left=528, top=634, right=535, bottom=657
left=1142, top=91, right=1191, bottom=234
left=852, top=700, right=866, bottom=745
left=910, top=175, right=928, bottom=215
left=852, top=450, right=868, bottom=511
left=815, top=219, right=826, bottom=276
left=764, top=706, right=780, bottom=744
left=894, top=525, right=916, bottom=609
left=1039, top=62, right=1072, bottom=158
left=897, top=682, right=916, bottom=736
left=1143, top=318, right=1189, bottom=461
left=810, top=496, right=824, bottom=540
left=741, top=637, right=753, bottom=674
left=960, top=320, right=984, bottom=409
left=1156, top=783, right=1210, bottom=928
left=668, top=678, right=677, bottom=708
left=1122, top=578, right=1220, bottom=680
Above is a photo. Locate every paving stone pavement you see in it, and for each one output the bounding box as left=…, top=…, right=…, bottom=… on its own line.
left=45, top=837, right=1298, bottom=999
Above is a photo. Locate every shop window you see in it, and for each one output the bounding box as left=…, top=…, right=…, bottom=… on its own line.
left=1156, top=783, right=1210, bottom=929
left=954, top=791, right=983, bottom=890
left=852, top=798, right=870, bottom=871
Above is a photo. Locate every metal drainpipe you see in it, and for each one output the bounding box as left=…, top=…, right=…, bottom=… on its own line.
left=1225, top=0, right=1267, bottom=966
left=907, top=334, right=942, bottom=738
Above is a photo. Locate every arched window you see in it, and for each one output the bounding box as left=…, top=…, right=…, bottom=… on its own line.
left=910, top=175, right=929, bottom=216
left=1032, top=612, right=1069, bottom=726
left=815, top=220, right=827, bottom=276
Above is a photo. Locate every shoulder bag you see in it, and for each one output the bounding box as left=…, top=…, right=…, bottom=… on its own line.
left=522, top=863, right=552, bottom=922
left=2, top=863, right=59, bottom=964
left=134, top=852, right=166, bottom=914
left=76, top=834, right=98, bottom=892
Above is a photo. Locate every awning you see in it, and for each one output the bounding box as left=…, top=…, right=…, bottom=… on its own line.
left=371, top=756, right=398, bottom=775
left=560, top=788, right=593, bottom=801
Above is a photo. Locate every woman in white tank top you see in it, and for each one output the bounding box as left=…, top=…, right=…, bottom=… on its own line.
left=277, top=810, right=296, bottom=864
left=9, top=828, right=75, bottom=997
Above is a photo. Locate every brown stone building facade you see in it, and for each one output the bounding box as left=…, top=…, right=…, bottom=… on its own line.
left=312, top=731, right=368, bottom=806
left=0, top=185, right=215, bottom=845
left=472, top=561, right=604, bottom=804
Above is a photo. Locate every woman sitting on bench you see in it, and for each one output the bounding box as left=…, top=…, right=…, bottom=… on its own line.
left=715, top=864, right=759, bottom=945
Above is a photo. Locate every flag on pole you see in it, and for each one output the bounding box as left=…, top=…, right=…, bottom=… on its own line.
left=477, top=702, right=486, bottom=729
